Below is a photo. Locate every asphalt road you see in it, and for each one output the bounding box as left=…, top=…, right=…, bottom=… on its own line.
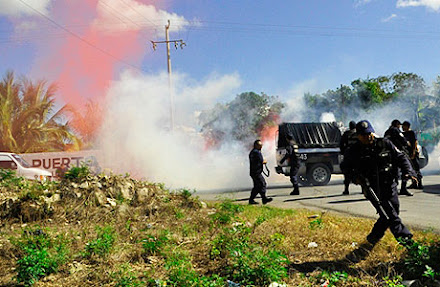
left=196, top=174, right=440, bottom=234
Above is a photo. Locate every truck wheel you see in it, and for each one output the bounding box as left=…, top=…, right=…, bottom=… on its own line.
left=307, top=163, right=331, bottom=186
left=298, top=175, right=311, bottom=186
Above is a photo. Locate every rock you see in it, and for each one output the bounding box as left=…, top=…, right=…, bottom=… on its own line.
left=135, top=187, right=150, bottom=203
left=107, top=198, right=117, bottom=207
left=120, top=181, right=134, bottom=199
left=93, top=190, right=107, bottom=206
left=402, top=280, right=423, bottom=287
left=308, top=242, right=318, bottom=248
left=79, top=181, right=89, bottom=189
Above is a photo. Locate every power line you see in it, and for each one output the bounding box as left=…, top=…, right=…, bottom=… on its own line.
left=16, top=0, right=147, bottom=73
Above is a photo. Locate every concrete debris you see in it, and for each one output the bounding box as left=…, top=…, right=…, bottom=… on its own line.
left=308, top=242, right=318, bottom=248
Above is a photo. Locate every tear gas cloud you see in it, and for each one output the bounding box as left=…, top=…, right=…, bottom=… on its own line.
left=97, top=70, right=260, bottom=190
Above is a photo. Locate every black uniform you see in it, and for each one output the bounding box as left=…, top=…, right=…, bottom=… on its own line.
left=341, top=137, right=415, bottom=243
left=280, top=144, right=300, bottom=194
left=403, top=129, right=423, bottom=187
left=340, top=127, right=358, bottom=194
left=249, top=148, right=268, bottom=202
left=384, top=126, right=412, bottom=194
left=384, top=126, right=409, bottom=155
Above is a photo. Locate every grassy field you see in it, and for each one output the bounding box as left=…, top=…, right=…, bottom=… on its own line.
left=0, top=167, right=439, bottom=287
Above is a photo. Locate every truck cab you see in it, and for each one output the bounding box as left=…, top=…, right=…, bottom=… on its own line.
left=0, top=152, right=52, bottom=181
left=275, top=122, right=342, bottom=186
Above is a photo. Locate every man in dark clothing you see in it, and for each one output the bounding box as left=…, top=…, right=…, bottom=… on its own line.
left=280, top=134, right=300, bottom=195
left=384, top=119, right=413, bottom=196
left=249, top=139, right=273, bottom=205
left=402, top=121, right=423, bottom=189
left=341, top=120, right=415, bottom=245
left=340, top=120, right=358, bottom=195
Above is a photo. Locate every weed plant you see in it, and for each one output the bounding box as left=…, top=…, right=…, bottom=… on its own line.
left=11, top=226, right=69, bottom=286
left=399, top=238, right=440, bottom=280
left=142, top=231, right=170, bottom=256
left=112, top=264, right=143, bottom=287
left=63, top=164, right=91, bottom=182
left=83, top=224, right=116, bottom=258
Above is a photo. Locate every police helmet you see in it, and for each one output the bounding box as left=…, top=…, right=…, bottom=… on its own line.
left=349, top=121, right=356, bottom=130
left=356, top=120, right=375, bottom=135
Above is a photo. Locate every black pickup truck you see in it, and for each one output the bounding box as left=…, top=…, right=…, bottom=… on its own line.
left=274, top=122, right=429, bottom=186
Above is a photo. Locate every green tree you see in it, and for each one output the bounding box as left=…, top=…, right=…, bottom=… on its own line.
left=199, top=92, right=285, bottom=147
left=391, top=72, right=426, bottom=131
left=0, top=71, right=81, bottom=153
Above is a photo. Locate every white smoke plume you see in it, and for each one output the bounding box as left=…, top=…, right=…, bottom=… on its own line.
left=97, top=70, right=259, bottom=190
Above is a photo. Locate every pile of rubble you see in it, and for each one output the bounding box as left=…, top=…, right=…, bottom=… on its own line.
left=0, top=174, right=164, bottom=223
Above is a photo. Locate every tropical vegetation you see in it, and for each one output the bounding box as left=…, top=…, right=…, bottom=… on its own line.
left=0, top=71, right=81, bottom=153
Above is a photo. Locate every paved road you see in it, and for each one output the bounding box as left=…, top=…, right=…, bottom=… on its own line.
left=196, top=174, right=440, bottom=233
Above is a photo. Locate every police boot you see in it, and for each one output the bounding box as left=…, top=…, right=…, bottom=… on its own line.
left=399, top=187, right=413, bottom=196
left=417, top=179, right=424, bottom=189
left=290, top=185, right=299, bottom=195
left=407, top=181, right=418, bottom=189
left=262, top=197, right=273, bottom=205
left=342, top=187, right=349, bottom=195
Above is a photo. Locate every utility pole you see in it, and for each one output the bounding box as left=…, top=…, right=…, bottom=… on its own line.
left=151, top=20, right=186, bottom=131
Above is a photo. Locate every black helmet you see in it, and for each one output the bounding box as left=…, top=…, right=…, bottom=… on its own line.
left=356, top=120, right=375, bottom=135
left=349, top=121, right=356, bottom=130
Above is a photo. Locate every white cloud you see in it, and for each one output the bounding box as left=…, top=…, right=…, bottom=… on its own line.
left=354, top=0, right=373, bottom=7
left=397, top=0, right=440, bottom=11
left=0, top=0, right=51, bottom=17
left=93, top=0, right=200, bottom=35
left=381, top=13, right=398, bottom=22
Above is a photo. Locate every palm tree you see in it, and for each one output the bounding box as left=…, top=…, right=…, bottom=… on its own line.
left=0, top=71, right=82, bottom=153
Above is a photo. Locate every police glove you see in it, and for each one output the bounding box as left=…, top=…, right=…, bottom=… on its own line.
left=403, top=174, right=418, bottom=185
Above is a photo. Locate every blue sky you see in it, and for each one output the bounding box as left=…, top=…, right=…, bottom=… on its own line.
left=1, top=0, right=440, bottom=101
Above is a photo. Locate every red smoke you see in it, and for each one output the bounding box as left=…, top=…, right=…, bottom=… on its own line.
left=31, top=0, right=163, bottom=145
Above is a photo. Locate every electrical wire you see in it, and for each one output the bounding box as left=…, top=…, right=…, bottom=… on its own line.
left=16, top=0, right=147, bottom=73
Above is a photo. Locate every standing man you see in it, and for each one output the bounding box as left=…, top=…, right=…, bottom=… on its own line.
left=402, top=121, right=423, bottom=189
left=249, top=139, right=273, bottom=205
left=384, top=119, right=413, bottom=196
left=280, top=134, right=300, bottom=195
left=339, top=120, right=358, bottom=195
left=341, top=120, right=415, bottom=245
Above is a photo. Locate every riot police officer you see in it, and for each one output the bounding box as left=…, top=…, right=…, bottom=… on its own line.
left=402, top=121, right=423, bottom=189
left=280, top=134, right=300, bottom=195
left=249, top=139, right=273, bottom=205
left=340, top=120, right=358, bottom=195
left=384, top=119, right=413, bottom=196
left=341, top=120, right=415, bottom=245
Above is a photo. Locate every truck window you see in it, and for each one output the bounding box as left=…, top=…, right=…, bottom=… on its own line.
left=0, top=155, right=17, bottom=169
left=11, top=154, right=31, bottom=168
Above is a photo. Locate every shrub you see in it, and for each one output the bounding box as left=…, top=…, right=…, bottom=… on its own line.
left=112, top=264, right=143, bottom=287
left=400, top=239, right=440, bottom=280
left=64, top=164, right=91, bottom=182
left=210, top=200, right=244, bottom=225
left=83, top=225, right=116, bottom=258
left=142, top=232, right=169, bottom=256
left=11, top=227, right=69, bottom=286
